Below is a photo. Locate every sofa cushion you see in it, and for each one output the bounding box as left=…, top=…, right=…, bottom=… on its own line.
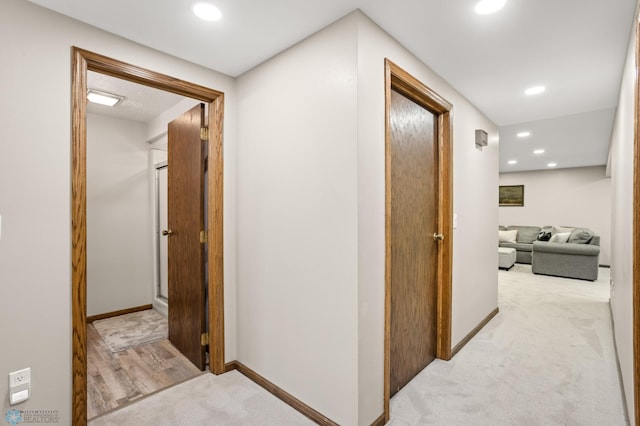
left=549, top=232, right=571, bottom=243
left=506, top=226, right=541, bottom=244
left=499, top=225, right=506, bottom=231
left=552, top=225, right=574, bottom=235
left=499, top=242, right=534, bottom=252
left=568, top=228, right=595, bottom=244
left=533, top=241, right=600, bottom=256
left=499, top=230, right=517, bottom=243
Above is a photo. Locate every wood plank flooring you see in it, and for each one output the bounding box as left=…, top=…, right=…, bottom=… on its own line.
left=87, top=322, right=202, bottom=419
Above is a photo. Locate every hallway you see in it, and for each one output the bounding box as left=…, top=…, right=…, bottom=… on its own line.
left=389, top=265, right=627, bottom=425
left=89, top=265, right=627, bottom=425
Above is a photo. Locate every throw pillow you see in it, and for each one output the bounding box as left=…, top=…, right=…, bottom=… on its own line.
left=499, top=230, right=517, bottom=243
left=568, top=228, right=594, bottom=244
left=549, top=232, right=571, bottom=243
left=552, top=225, right=574, bottom=235
left=537, top=231, right=551, bottom=241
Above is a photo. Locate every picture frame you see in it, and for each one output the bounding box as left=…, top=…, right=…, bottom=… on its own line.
left=499, top=185, right=524, bottom=207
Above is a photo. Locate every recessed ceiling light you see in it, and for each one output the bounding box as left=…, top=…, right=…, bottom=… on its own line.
left=525, top=86, right=546, bottom=95
left=475, top=0, right=506, bottom=15
left=533, top=149, right=545, bottom=154
left=517, top=131, right=531, bottom=138
left=193, top=2, right=222, bottom=21
left=508, top=160, right=517, bottom=165
left=87, top=89, right=124, bottom=107
left=548, top=162, right=557, bottom=167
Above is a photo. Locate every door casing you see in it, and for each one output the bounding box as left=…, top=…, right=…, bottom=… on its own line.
left=383, top=58, right=453, bottom=421
left=71, top=47, right=225, bottom=425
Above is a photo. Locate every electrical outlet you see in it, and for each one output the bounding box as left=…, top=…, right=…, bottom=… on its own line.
left=9, top=368, right=30, bottom=388
left=9, top=368, right=30, bottom=404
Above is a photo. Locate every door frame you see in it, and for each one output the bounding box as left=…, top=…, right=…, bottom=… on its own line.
left=383, top=59, right=453, bottom=420
left=71, top=47, right=225, bottom=425
left=634, top=12, right=640, bottom=426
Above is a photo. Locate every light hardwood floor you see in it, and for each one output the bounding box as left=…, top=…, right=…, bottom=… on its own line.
left=87, top=322, right=202, bottom=419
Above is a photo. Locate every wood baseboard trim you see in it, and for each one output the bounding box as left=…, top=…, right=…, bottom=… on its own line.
left=227, top=360, right=338, bottom=426
left=224, top=361, right=238, bottom=373
left=86, top=304, right=153, bottom=323
left=370, top=413, right=386, bottom=426
left=451, top=307, right=499, bottom=358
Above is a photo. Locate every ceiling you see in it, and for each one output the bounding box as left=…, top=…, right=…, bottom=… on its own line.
left=29, top=0, right=637, bottom=172
left=87, top=71, right=188, bottom=122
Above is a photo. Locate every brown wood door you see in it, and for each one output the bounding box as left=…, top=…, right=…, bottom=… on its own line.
left=389, top=89, right=439, bottom=396
left=167, top=104, right=206, bottom=370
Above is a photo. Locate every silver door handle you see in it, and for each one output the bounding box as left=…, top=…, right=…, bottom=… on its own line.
left=433, top=233, right=444, bottom=241
left=162, top=229, right=173, bottom=236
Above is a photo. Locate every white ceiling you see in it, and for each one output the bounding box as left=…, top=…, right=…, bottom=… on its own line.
left=29, top=0, right=637, bottom=172
left=87, top=71, right=188, bottom=122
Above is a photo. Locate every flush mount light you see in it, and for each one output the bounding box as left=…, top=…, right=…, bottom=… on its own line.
left=475, top=0, right=506, bottom=15
left=525, top=85, right=546, bottom=95
left=508, top=160, right=517, bottom=165
left=193, top=2, right=222, bottom=21
left=533, top=149, right=545, bottom=154
left=87, top=89, right=124, bottom=107
left=517, top=131, right=531, bottom=138
left=548, top=162, right=557, bottom=167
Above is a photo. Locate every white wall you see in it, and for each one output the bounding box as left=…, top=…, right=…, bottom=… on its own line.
left=499, top=166, right=612, bottom=265
left=609, top=7, right=637, bottom=420
left=237, top=11, right=499, bottom=425
left=0, top=1, right=237, bottom=422
left=356, top=13, right=499, bottom=424
left=87, top=113, right=153, bottom=316
left=236, top=13, right=360, bottom=425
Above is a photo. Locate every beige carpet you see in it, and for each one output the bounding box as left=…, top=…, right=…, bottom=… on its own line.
left=389, top=264, right=628, bottom=425
left=88, top=370, right=314, bottom=426
left=93, top=309, right=168, bottom=352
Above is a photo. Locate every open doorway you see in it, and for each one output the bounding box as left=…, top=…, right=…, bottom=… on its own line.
left=71, top=47, right=225, bottom=425
left=84, top=71, right=208, bottom=418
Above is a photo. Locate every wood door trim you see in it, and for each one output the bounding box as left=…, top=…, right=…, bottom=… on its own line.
left=634, top=14, right=640, bottom=426
left=383, top=58, right=453, bottom=421
left=71, top=47, right=225, bottom=426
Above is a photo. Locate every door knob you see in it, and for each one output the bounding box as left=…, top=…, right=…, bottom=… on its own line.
left=433, top=233, right=444, bottom=241
left=162, top=229, right=173, bottom=236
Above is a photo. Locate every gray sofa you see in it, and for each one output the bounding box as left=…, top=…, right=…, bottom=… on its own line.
left=499, top=225, right=600, bottom=281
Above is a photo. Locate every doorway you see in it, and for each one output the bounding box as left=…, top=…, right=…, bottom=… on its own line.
left=71, top=47, right=225, bottom=425
left=383, top=59, right=453, bottom=420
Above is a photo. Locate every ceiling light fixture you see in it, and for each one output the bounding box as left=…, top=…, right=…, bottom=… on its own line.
left=508, top=160, right=517, bottom=165
left=517, top=131, right=531, bottom=138
left=548, top=162, right=557, bottom=167
left=525, top=85, right=546, bottom=95
left=87, top=89, right=124, bottom=107
left=193, top=2, right=222, bottom=21
left=533, top=149, right=545, bottom=154
left=475, top=0, right=506, bottom=15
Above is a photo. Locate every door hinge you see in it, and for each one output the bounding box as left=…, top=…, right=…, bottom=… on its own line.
left=200, top=127, right=209, bottom=141
left=201, top=332, right=209, bottom=346
left=200, top=230, right=208, bottom=244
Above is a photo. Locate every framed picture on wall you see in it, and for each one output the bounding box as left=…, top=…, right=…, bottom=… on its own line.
left=499, top=185, right=524, bottom=206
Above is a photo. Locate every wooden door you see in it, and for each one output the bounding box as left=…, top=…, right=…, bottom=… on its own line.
left=167, top=104, right=206, bottom=370
left=389, top=89, right=439, bottom=396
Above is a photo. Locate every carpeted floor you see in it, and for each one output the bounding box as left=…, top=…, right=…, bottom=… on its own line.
left=89, top=266, right=628, bottom=425
left=389, top=264, right=628, bottom=426
left=88, top=370, right=314, bottom=426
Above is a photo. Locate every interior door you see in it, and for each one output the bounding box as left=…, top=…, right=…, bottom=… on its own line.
left=389, top=89, right=439, bottom=396
left=167, top=104, right=207, bottom=370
